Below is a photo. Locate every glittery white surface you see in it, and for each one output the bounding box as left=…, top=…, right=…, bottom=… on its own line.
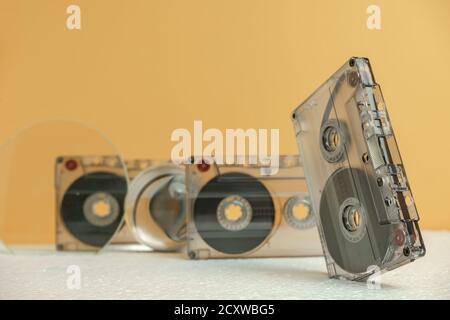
left=0, top=231, right=449, bottom=300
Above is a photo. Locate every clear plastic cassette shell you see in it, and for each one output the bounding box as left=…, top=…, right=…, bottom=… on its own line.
left=57, top=156, right=187, bottom=252
left=186, top=155, right=322, bottom=259
left=55, top=156, right=156, bottom=251
left=292, top=57, right=425, bottom=280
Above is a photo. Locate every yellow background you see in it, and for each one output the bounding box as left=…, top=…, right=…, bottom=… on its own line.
left=0, top=0, right=449, bottom=235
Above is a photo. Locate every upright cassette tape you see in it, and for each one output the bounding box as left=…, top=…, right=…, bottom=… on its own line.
left=186, top=155, right=322, bottom=259
left=55, top=155, right=154, bottom=251
left=292, top=57, right=425, bottom=280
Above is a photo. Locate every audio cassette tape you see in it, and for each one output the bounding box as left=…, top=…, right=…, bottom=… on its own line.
left=125, top=162, right=187, bottom=251
left=185, top=155, right=322, bottom=259
left=292, top=57, right=425, bottom=280
left=55, top=155, right=154, bottom=251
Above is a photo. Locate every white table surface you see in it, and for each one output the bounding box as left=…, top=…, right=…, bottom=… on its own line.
left=1, top=231, right=449, bottom=300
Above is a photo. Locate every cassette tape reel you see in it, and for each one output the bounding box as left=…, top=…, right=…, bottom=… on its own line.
left=125, top=163, right=187, bottom=251
left=292, top=57, right=425, bottom=280
left=186, top=155, right=322, bottom=259
left=55, top=156, right=156, bottom=251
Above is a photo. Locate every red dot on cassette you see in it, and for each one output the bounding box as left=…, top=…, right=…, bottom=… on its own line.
left=65, top=159, right=78, bottom=171
left=197, top=160, right=210, bottom=172
left=393, top=228, right=406, bottom=246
